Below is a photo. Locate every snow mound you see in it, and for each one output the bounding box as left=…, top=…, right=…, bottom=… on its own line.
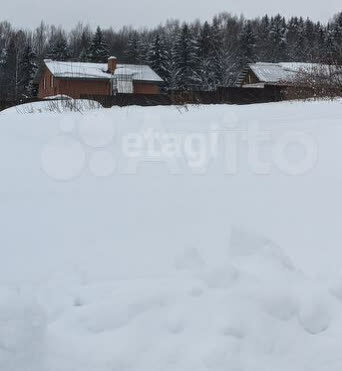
left=35, top=228, right=340, bottom=371
left=0, top=288, right=46, bottom=371
left=44, top=94, right=73, bottom=100
left=2, top=99, right=102, bottom=114
left=298, top=290, right=332, bottom=334
left=229, top=226, right=295, bottom=270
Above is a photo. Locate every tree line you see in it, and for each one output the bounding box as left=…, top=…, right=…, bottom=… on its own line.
left=1, top=11, right=342, bottom=99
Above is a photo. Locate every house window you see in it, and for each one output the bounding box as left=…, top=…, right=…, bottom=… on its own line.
left=51, top=75, right=54, bottom=88
left=115, top=75, right=134, bottom=94
left=43, top=78, right=46, bottom=90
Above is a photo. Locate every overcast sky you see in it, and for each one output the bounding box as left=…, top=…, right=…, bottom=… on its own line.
left=3, top=0, right=341, bottom=30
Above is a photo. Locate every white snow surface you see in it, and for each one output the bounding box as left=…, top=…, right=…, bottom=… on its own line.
left=1, top=100, right=342, bottom=370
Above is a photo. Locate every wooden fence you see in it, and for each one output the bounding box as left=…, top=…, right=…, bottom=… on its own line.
left=1, top=85, right=289, bottom=112
left=80, top=85, right=285, bottom=108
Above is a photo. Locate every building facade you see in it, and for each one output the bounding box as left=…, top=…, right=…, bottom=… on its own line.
left=37, top=57, right=163, bottom=99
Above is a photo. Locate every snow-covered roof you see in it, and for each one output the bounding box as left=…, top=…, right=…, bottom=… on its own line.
left=44, top=60, right=163, bottom=83
left=248, top=62, right=325, bottom=84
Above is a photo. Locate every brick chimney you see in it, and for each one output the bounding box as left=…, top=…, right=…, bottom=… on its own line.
left=108, top=56, right=117, bottom=74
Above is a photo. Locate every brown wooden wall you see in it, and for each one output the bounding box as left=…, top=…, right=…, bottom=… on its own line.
left=133, top=82, right=161, bottom=94
left=57, top=79, right=111, bottom=99
left=242, top=70, right=260, bottom=85
left=38, top=68, right=58, bottom=98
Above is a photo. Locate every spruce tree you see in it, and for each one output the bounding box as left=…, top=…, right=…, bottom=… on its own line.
left=78, top=30, right=91, bottom=61
left=238, top=21, right=257, bottom=67
left=86, top=27, right=109, bottom=63
left=303, top=18, right=317, bottom=61
left=197, top=22, right=216, bottom=89
left=287, top=17, right=306, bottom=61
left=125, top=32, right=143, bottom=64
left=256, top=15, right=271, bottom=61
left=324, top=24, right=336, bottom=63
left=1, top=37, right=18, bottom=99
left=0, top=48, right=7, bottom=99
left=48, top=34, right=70, bottom=61
left=148, top=34, right=169, bottom=82
left=0, top=48, right=6, bottom=68
left=18, top=44, right=37, bottom=97
left=210, top=17, right=226, bottom=87
left=314, top=23, right=326, bottom=62
left=198, top=22, right=212, bottom=59
left=330, top=12, right=342, bottom=63
left=79, top=48, right=88, bottom=62
left=173, top=24, right=200, bottom=90
left=160, top=40, right=179, bottom=90
left=269, top=15, right=288, bottom=62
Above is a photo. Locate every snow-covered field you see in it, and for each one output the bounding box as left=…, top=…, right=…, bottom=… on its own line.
left=1, top=100, right=342, bottom=371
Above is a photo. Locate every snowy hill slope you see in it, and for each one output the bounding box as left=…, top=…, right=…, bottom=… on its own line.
left=1, top=101, right=342, bottom=370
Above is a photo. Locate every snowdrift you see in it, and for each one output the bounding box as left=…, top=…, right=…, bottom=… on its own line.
left=3, top=98, right=102, bottom=114
left=1, top=101, right=342, bottom=371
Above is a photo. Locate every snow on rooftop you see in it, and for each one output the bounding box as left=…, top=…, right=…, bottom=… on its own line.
left=44, top=60, right=163, bottom=82
left=249, top=63, right=296, bottom=83
left=249, top=62, right=329, bottom=83
left=45, top=60, right=109, bottom=79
